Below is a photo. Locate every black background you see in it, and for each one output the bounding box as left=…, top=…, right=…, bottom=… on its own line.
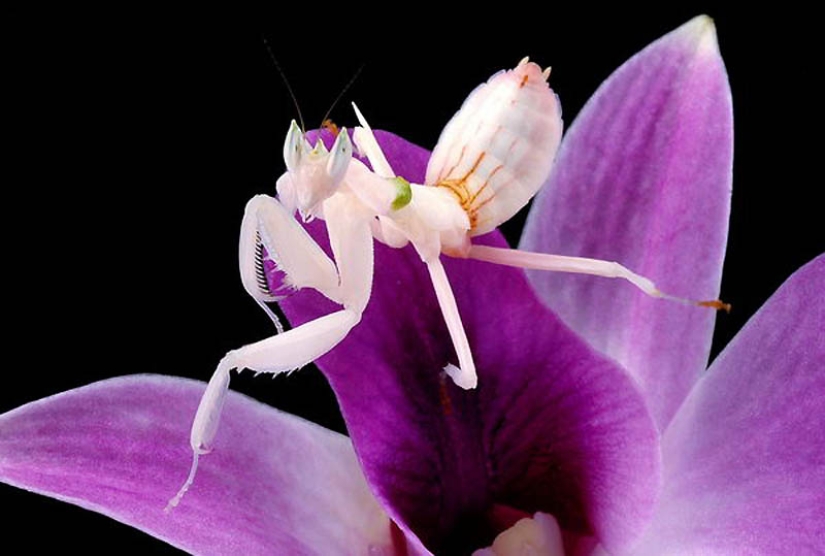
left=3, top=6, right=822, bottom=554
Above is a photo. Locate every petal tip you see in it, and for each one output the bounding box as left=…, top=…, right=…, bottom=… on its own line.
left=677, top=15, right=721, bottom=58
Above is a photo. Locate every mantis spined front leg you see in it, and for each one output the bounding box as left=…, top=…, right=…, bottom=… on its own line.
left=239, top=190, right=342, bottom=331
left=167, top=193, right=373, bottom=510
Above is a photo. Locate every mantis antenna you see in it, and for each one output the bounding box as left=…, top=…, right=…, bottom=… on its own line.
left=319, top=62, right=366, bottom=131
left=261, top=35, right=305, bottom=133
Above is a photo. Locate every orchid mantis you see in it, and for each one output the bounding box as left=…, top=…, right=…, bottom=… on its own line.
left=168, top=58, right=727, bottom=509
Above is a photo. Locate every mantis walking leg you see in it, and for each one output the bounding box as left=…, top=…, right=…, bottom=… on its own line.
left=168, top=193, right=374, bottom=509
left=353, top=105, right=479, bottom=387
left=466, top=245, right=730, bottom=310
left=426, top=257, right=477, bottom=389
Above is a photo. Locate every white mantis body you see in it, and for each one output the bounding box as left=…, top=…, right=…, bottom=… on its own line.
left=167, top=58, right=726, bottom=509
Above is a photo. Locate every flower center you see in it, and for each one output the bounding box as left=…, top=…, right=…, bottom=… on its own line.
left=473, top=513, right=565, bottom=556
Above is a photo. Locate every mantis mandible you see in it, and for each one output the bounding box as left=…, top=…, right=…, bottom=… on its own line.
left=168, top=58, right=726, bottom=509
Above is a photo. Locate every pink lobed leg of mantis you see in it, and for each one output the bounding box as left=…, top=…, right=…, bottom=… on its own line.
left=167, top=193, right=374, bottom=510
left=426, top=256, right=477, bottom=389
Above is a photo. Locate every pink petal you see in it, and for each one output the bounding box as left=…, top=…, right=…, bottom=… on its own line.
left=0, top=375, right=397, bottom=555
left=632, top=255, right=825, bottom=554
left=520, top=16, right=733, bottom=429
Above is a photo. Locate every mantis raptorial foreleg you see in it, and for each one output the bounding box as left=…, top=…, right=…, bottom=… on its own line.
left=167, top=193, right=374, bottom=511
left=239, top=193, right=342, bottom=331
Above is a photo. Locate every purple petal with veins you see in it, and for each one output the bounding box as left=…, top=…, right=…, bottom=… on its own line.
left=521, top=16, right=733, bottom=430
left=0, top=375, right=399, bottom=555
left=280, top=132, right=660, bottom=555
left=630, top=255, right=825, bottom=554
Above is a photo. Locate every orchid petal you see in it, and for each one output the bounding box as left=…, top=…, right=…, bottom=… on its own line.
left=0, top=375, right=397, bottom=555
left=631, top=255, right=825, bottom=554
left=278, top=132, right=660, bottom=554
left=520, top=16, right=733, bottom=429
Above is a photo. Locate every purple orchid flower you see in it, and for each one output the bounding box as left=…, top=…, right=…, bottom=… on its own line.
left=2, top=16, right=823, bottom=556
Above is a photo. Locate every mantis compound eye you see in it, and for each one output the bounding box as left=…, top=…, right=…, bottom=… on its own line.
left=283, top=119, right=307, bottom=173
left=325, top=128, right=351, bottom=185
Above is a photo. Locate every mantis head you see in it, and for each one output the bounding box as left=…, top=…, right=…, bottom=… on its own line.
left=281, top=120, right=352, bottom=221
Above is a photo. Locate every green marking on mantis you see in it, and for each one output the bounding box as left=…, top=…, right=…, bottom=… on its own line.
left=391, top=176, right=412, bottom=210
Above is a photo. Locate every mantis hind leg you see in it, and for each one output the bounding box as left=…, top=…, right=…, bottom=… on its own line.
left=466, top=245, right=729, bottom=311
